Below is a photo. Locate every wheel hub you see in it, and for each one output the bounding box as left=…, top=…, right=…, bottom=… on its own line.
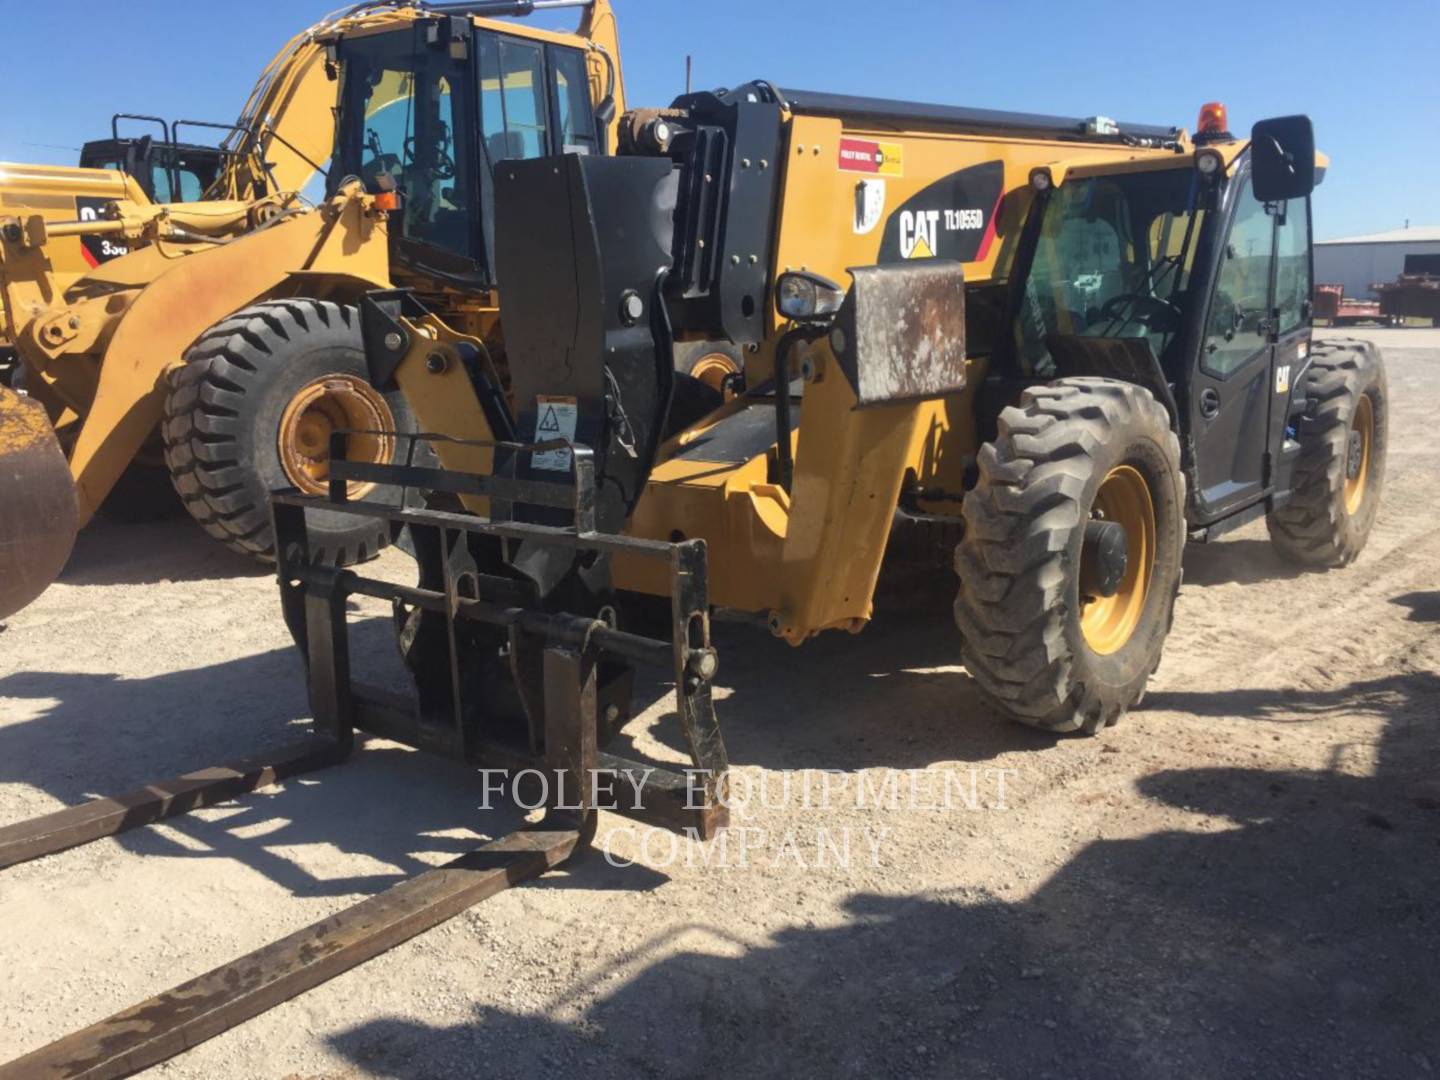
left=1344, top=393, right=1373, bottom=515
left=1080, top=519, right=1129, bottom=598
left=278, top=375, right=395, bottom=498
left=1079, top=465, right=1156, bottom=656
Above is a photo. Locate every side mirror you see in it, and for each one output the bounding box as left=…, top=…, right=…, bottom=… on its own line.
left=1250, top=115, right=1315, bottom=202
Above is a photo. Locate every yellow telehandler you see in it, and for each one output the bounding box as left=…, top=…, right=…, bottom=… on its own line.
left=0, top=0, right=625, bottom=618
left=0, top=80, right=1383, bottom=1078
left=345, top=89, right=1375, bottom=732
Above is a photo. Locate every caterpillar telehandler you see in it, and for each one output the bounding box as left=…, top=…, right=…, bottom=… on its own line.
left=306, top=89, right=1379, bottom=738
left=0, top=79, right=1385, bottom=1077
left=0, top=0, right=624, bottom=619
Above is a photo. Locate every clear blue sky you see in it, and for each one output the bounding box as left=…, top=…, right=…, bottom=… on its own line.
left=3, top=0, right=1434, bottom=240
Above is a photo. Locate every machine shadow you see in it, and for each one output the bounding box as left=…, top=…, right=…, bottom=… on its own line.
left=621, top=607, right=1056, bottom=774
left=0, top=621, right=667, bottom=900
left=327, top=671, right=1440, bottom=1078
left=0, top=603, right=1041, bottom=902
left=53, top=515, right=269, bottom=590
left=1392, top=590, right=1440, bottom=624
left=1179, top=535, right=1307, bottom=588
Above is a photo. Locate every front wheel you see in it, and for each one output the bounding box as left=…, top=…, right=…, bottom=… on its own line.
left=162, top=299, right=418, bottom=567
left=954, top=379, right=1186, bottom=734
left=1267, top=339, right=1387, bottom=567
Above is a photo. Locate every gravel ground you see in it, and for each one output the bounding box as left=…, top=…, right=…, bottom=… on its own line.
left=1, top=329, right=1438, bottom=1079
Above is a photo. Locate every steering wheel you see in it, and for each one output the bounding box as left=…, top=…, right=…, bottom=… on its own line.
left=401, top=134, right=456, bottom=181
left=1097, top=292, right=1182, bottom=331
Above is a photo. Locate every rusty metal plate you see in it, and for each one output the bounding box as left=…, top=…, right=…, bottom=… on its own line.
left=0, top=386, right=77, bottom=619
left=831, top=260, right=968, bottom=408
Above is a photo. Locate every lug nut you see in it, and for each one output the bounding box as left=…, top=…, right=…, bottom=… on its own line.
left=687, top=648, right=720, bottom=681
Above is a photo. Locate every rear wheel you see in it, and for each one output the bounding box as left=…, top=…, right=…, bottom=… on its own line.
left=162, top=299, right=417, bottom=566
left=1267, top=339, right=1387, bottom=567
left=955, top=379, right=1185, bottom=734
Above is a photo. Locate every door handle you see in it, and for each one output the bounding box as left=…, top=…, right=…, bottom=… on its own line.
left=1199, top=388, right=1221, bottom=419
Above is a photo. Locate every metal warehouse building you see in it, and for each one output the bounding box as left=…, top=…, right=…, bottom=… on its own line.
left=1314, top=226, right=1440, bottom=299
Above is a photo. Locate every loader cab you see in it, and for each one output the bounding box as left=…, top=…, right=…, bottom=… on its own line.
left=1004, top=111, right=1318, bottom=532
left=80, top=115, right=228, bottom=203
left=329, top=18, right=607, bottom=288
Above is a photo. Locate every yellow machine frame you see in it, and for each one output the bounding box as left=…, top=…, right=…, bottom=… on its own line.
left=390, top=101, right=1204, bottom=644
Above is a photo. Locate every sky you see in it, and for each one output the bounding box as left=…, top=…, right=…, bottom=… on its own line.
left=2, top=0, right=1434, bottom=240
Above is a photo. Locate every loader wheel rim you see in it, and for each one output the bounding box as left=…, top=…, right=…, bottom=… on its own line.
left=688, top=353, right=739, bottom=393
left=1344, top=392, right=1374, bottom=516
left=278, top=375, right=395, bottom=498
left=1080, top=465, right=1156, bottom=656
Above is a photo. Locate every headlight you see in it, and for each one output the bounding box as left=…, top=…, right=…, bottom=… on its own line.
left=776, top=270, right=845, bottom=322
left=1029, top=167, right=1053, bottom=192
left=1196, top=149, right=1224, bottom=178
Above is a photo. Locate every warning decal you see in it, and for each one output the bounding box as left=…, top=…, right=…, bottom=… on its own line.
left=532, top=395, right=579, bottom=472
left=854, top=178, right=886, bottom=235
left=838, top=137, right=904, bottom=177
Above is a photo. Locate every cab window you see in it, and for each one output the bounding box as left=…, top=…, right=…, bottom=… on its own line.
left=551, top=47, right=598, bottom=155
left=1015, top=169, right=1205, bottom=377
left=1274, top=198, right=1311, bottom=336
left=1202, top=177, right=1275, bottom=376
left=347, top=36, right=474, bottom=262
left=480, top=35, right=548, bottom=165
left=149, top=164, right=205, bottom=203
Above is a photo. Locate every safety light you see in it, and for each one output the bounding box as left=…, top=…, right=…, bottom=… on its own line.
left=1196, top=102, right=1232, bottom=142
left=1029, top=167, right=1053, bottom=193
left=776, top=270, right=845, bottom=322
left=372, top=190, right=400, bottom=212
left=1196, top=148, right=1225, bottom=178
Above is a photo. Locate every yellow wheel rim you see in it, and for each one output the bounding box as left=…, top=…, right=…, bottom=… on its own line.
left=277, top=374, right=395, bottom=498
left=688, top=353, right=739, bottom=394
left=1079, top=465, right=1156, bottom=656
left=1343, top=392, right=1374, bottom=516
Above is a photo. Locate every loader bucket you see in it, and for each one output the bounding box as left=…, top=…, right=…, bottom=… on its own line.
left=0, top=386, right=78, bottom=619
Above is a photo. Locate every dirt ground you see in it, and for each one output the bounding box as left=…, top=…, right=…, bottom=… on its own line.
left=2, top=329, right=1437, bottom=1079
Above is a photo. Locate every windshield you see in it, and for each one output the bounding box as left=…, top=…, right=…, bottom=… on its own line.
left=1014, top=168, right=1206, bottom=376
left=337, top=29, right=475, bottom=263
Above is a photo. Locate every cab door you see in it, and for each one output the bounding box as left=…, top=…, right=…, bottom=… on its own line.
left=1268, top=196, right=1314, bottom=491
left=1188, top=171, right=1277, bottom=522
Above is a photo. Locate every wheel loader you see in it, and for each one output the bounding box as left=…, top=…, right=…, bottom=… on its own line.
left=0, top=0, right=625, bottom=618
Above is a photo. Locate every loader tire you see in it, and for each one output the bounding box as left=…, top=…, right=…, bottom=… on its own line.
left=162, top=299, right=417, bottom=567
left=955, top=379, right=1185, bottom=735
left=673, top=340, right=743, bottom=391
left=1266, top=339, right=1387, bottom=567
